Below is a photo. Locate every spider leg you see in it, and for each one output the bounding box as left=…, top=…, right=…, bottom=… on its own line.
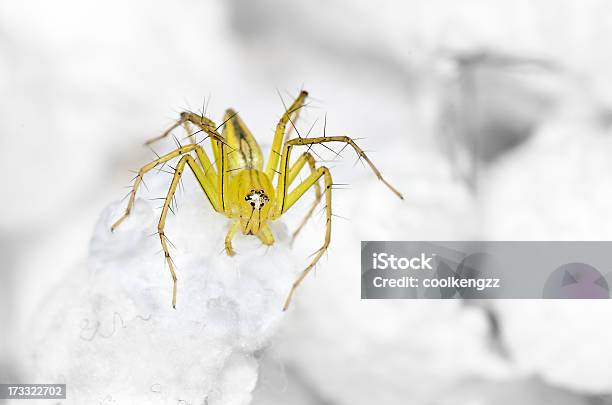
left=179, top=111, right=226, bottom=179
left=189, top=147, right=223, bottom=212
left=281, top=166, right=333, bottom=311
left=175, top=112, right=230, bottom=213
left=274, top=136, right=403, bottom=218
left=144, top=112, right=217, bottom=146
left=144, top=111, right=227, bottom=189
left=286, top=152, right=322, bottom=243
left=112, top=143, right=200, bottom=231
left=157, top=154, right=221, bottom=308
left=182, top=121, right=198, bottom=144
left=282, top=91, right=306, bottom=144
left=256, top=223, right=275, bottom=246
left=265, top=90, right=309, bottom=179
left=225, top=222, right=274, bottom=257
left=225, top=221, right=240, bottom=256
left=111, top=141, right=227, bottom=231
left=193, top=143, right=220, bottom=194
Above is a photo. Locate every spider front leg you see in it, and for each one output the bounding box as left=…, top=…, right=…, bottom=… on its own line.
left=286, top=152, right=322, bottom=243
left=157, top=154, right=222, bottom=308
left=273, top=136, right=403, bottom=310
left=277, top=136, right=404, bottom=206
left=277, top=165, right=333, bottom=311
left=265, top=90, right=309, bottom=179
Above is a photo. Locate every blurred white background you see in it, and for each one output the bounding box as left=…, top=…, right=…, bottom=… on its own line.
left=2, top=0, right=612, bottom=403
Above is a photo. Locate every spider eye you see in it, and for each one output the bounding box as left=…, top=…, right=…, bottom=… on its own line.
left=244, top=196, right=249, bottom=201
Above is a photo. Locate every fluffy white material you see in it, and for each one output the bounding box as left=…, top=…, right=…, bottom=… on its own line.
left=25, top=186, right=301, bottom=404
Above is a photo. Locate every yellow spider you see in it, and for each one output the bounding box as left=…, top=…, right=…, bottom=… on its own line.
left=111, top=91, right=403, bottom=310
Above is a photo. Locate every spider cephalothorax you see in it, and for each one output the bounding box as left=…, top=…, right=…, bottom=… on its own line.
left=111, top=90, right=403, bottom=310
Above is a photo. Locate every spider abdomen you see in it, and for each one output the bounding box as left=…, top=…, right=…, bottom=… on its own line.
left=222, top=109, right=264, bottom=171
